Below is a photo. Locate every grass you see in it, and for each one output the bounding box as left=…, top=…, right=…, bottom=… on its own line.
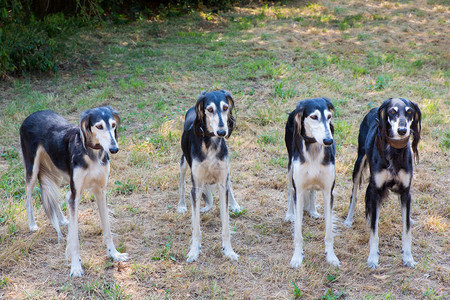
left=0, top=0, right=449, bottom=299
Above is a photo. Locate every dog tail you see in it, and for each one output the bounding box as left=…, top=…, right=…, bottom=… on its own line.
left=38, top=159, right=64, bottom=243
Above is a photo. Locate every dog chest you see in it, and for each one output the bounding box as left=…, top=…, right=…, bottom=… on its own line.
left=292, top=159, right=335, bottom=190
left=192, top=158, right=228, bottom=184
left=374, top=169, right=411, bottom=190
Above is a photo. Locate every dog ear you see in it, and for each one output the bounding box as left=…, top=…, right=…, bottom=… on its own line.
left=323, top=98, right=335, bottom=135
left=376, top=99, right=391, bottom=162
left=193, top=93, right=206, bottom=137
left=409, top=100, right=421, bottom=164
left=80, top=110, right=93, bottom=149
left=293, top=103, right=305, bottom=137
left=221, top=90, right=235, bottom=138
left=106, top=106, right=120, bottom=140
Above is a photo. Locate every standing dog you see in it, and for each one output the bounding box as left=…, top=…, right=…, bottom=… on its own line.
left=178, top=90, right=241, bottom=263
left=343, top=98, right=421, bottom=268
left=20, top=106, right=128, bottom=277
left=285, top=98, right=340, bottom=268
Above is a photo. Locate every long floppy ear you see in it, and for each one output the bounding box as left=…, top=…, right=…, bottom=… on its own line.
left=409, top=100, right=421, bottom=164
left=221, top=90, right=235, bottom=138
left=293, top=103, right=305, bottom=137
left=323, top=97, right=335, bottom=135
left=193, top=93, right=206, bottom=137
left=80, top=110, right=92, bottom=150
left=107, top=106, right=120, bottom=140
left=376, top=99, right=391, bottom=162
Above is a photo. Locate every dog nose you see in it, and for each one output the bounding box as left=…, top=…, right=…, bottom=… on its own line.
left=398, top=128, right=407, bottom=136
left=323, top=138, right=333, bottom=146
left=109, top=147, right=119, bottom=154
left=217, top=130, right=227, bottom=137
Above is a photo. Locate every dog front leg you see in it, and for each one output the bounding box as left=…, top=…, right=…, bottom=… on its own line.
left=93, top=188, right=128, bottom=262
left=285, top=167, right=295, bottom=223
left=67, top=191, right=83, bottom=277
left=323, top=189, right=340, bottom=267
left=401, top=192, right=416, bottom=267
left=177, top=155, right=188, bottom=214
left=366, top=184, right=381, bottom=269
left=290, top=187, right=304, bottom=268
left=187, top=182, right=202, bottom=262
left=220, top=182, right=238, bottom=261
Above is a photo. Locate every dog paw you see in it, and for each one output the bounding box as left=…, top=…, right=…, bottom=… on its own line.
left=29, top=224, right=39, bottom=232
left=343, top=218, right=353, bottom=228
left=230, top=205, right=242, bottom=213
left=402, top=254, right=416, bottom=268
left=367, top=256, right=379, bottom=269
left=59, top=217, right=69, bottom=226
left=326, top=252, right=341, bottom=267
left=177, top=205, right=187, bottom=214
left=223, top=248, right=239, bottom=261
left=290, top=253, right=304, bottom=268
left=113, top=252, right=129, bottom=262
left=284, top=214, right=295, bottom=223
left=186, top=248, right=200, bottom=263
left=308, top=211, right=321, bottom=219
left=70, top=260, right=84, bottom=277
left=200, top=205, right=213, bottom=213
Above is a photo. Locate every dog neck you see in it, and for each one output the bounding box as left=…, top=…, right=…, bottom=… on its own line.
left=386, top=136, right=409, bottom=149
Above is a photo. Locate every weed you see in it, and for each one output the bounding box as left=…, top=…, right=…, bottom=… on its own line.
left=292, top=282, right=303, bottom=299
left=230, top=209, right=246, bottom=218
left=0, top=277, right=8, bottom=289
left=369, top=75, right=391, bottom=90
left=152, top=236, right=176, bottom=262
left=320, top=287, right=344, bottom=299
left=114, top=180, right=136, bottom=195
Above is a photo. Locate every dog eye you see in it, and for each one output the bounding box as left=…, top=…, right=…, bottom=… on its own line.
left=389, top=108, right=397, bottom=115
left=310, top=115, right=318, bottom=120
left=223, top=105, right=228, bottom=111
left=327, top=115, right=332, bottom=120
left=207, top=107, right=214, bottom=113
left=96, top=125, right=103, bottom=130
left=111, top=123, right=116, bottom=128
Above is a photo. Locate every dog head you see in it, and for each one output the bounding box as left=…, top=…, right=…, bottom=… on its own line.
left=80, top=106, right=120, bottom=154
left=294, top=98, right=335, bottom=146
left=193, top=90, right=235, bottom=138
left=376, top=98, right=421, bottom=162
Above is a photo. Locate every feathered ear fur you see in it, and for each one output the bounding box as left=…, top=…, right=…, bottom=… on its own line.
left=409, top=100, right=421, bottom=164
left=220, top=90, right=235, bottom=138
left=193, top=93, right=206, bottom=137
left=107, top=106, right=120, bottom=140
left=323, top=97, right=335, bottom=135
left=293, top=103, right=305, bottom=137
left=80, top=110, right=93, bottom=150
left=376, top=99, right=391, bottom=162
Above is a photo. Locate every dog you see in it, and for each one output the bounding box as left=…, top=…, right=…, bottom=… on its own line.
left=285, top=97, right=340, bottom=268
left=343, top=98, right=421, bottom=268
left=177, top=90, right=241, bottom=263
left=20, top=106, right=128, bottom=277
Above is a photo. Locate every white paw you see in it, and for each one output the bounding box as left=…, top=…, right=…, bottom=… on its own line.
left=111, top=251, right=128, bottom=261
left=343, top=218, right=353, bottom=228
left=29, top=224, right=39, bottom=231
left=177, top=205, right=187, bottom=214
left=186, top=246, right=200, bottom=263
left=402, top=253, right=416, bottom=268
left=230, top=205, right=242, bottom=213
left=284, top=213, right=295, bottom=223
left=326, top=252, right=341, bottom=267
left=70, top=260, right=84, bottom=277
left=59, top=217, right=69, bottom=226
left=223, top=248, right=239, bottom=261
left=290, top=252, right=304, bottom=268
left=308, top=211, right=321, bottom=219
left=200, top=204, right=213, bottom=213
left=367, top=254, right=379, bottom=269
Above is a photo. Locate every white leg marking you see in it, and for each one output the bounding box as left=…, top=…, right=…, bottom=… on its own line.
left=177, top=157, right=188, bottom=214
left=290, top=189, right=304, bottom=268
left=344, top=184, right=359, bottom=228
left=227, top=178, right=241, bottom=213
left=285, top=168, right=295, bottom=223
left=187, top=185, right=202, bottom=263
left=67, top=194, right=83, bottom=277
left=305, top=190, right=320, bottom=219
left=323, top=190, right=340, bottom=267
left=200, top=185, right=214, bottom=213
left=367, top=210, right=380, bottom=269
left=219, top=183, right=238, bottom=261
left=402, top=204, right=416, bottom=268
left=94, top=188, right=128, bottom=262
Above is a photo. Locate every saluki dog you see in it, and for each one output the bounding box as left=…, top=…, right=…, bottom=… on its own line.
left=20, top=106, right=128, bottom=277
left=285, top=98, right=340, bottom=268
left=178, top=90, right=241, bottom=263
left=343, top=98, right=421, bottom=268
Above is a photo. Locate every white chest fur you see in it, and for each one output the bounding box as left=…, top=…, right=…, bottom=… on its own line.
left=192, top=151, right=228, bottom=185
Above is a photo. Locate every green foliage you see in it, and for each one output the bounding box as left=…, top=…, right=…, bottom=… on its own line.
left=292, top=282, right=304, bottom=299
left=152, top=236, right=176, bottom=262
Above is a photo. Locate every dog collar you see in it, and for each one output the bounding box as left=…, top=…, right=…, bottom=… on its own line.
left=87, top=143, right=102, bottom=150
left=386, top=136, right=409, bottom=149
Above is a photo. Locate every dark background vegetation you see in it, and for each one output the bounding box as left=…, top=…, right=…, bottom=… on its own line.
left=0, top=0, right=258, bottom=76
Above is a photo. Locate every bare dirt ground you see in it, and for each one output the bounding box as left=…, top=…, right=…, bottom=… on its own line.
left=0, top=0, right=449, bottom=299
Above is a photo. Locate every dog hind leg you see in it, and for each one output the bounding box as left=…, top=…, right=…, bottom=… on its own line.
left=25, top=155, right=40, bottom=232
left=177, top=155, right=188, bottom=213
left=344, top=155, right=367, bottom=227
left=200, top=185, right=214, bottom=212
left=285, top=167, right=295, bottom=223
left=305, top=190, right=320, bottom=219
left=187, top=180, right=202, bottom=263
left=227, top=176, right=241, bottom=213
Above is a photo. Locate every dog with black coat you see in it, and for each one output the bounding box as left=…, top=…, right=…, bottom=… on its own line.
left=177, top=90, right=241, bottom=263
left=285, top=97, right=340, bottom=268
left=343, top=98, right=421, bottom=268
left=20, top=106, right=128, bottom=277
